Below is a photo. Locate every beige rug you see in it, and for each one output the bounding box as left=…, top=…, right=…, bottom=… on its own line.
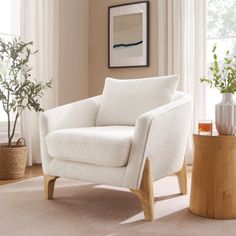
left=0, top=175, right=236, bottom=236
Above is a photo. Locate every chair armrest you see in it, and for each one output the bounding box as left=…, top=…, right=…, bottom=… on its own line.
left=40, top=96, right=100, bottom=132
left=39, top=96, right=100, bottom=173
left=123, top=94, right=192, bottom=189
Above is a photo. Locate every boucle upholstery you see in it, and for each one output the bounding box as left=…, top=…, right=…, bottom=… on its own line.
left=96, top=76, right=178, bottom=126
left=46, top=126, right=134, bottom=167
left=40, top=78, right=192, bottom=189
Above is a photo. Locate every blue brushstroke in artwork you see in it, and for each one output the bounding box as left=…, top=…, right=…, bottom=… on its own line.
left=113, top=40, right=143, bottom=49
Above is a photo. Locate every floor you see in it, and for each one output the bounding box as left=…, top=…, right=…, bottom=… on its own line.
left=2, top=166, right=234, bottom=236
left=0, top=164, right=43, bottom=185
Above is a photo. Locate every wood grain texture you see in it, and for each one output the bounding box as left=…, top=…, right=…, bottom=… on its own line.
left=176, top=158, right=187, bottom=195
left=44, top=175, right=58, bottom=200
left=190, top=134, right=236, bottom=219
left=130, top=158, right=154, bottom=221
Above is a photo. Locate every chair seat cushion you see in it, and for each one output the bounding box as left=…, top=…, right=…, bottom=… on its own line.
left=46, top=126, right=134, bottom=167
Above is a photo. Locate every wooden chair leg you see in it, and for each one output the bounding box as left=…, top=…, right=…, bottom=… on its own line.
left=44, top=175, right=58, bottom=200
left=130, top=158, right=154, bottom=221
left=176, top=158, right=187, bottom=195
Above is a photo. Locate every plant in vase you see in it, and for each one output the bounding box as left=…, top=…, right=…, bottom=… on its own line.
left=0, top=37, right=52, bottom=179
left=200, top=45, right=236, bottom=135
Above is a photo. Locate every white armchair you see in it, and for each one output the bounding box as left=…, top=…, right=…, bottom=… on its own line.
left=39, top=76, right=192, bottom=221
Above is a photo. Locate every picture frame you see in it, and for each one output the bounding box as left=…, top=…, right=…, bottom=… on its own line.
left=108, top=1, right=149, bottom=68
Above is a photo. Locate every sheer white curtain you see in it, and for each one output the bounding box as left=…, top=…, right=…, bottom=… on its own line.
left=20, top=0, right=59, bottom=165
left=157, top=0, right=207, bottom=163
left=0, top=0, right=21, bottom=143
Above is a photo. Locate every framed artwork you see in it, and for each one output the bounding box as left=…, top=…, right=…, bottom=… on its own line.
left=108, top=1, right=149, bottom=68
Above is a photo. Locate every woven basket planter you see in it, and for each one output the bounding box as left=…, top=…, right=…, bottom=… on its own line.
left=0, top=144, right=27, bottom=180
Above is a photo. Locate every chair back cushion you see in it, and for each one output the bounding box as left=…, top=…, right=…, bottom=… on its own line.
left=96, top=75, right=178, bottom=126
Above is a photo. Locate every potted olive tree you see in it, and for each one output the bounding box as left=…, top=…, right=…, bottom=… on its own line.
left=200, top=45, right=236, bottom=135
left=0, top=37, right=51, bottom=179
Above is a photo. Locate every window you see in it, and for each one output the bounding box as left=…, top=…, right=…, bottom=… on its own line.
left=0, top=0, right=21, bottom=142
left=206, top=0, right=236, bottom=120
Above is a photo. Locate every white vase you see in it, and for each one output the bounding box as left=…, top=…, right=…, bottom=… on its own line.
left=215, top=93, right=236, bottom=135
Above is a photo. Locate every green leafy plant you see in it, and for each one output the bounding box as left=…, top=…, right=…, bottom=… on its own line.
left=0, top=37, right=52, bottom=147
left=200, top=45, right=236, bottom=94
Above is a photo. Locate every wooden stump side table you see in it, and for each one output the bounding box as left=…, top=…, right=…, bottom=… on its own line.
left=190, top=134, right=236, bottom=219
